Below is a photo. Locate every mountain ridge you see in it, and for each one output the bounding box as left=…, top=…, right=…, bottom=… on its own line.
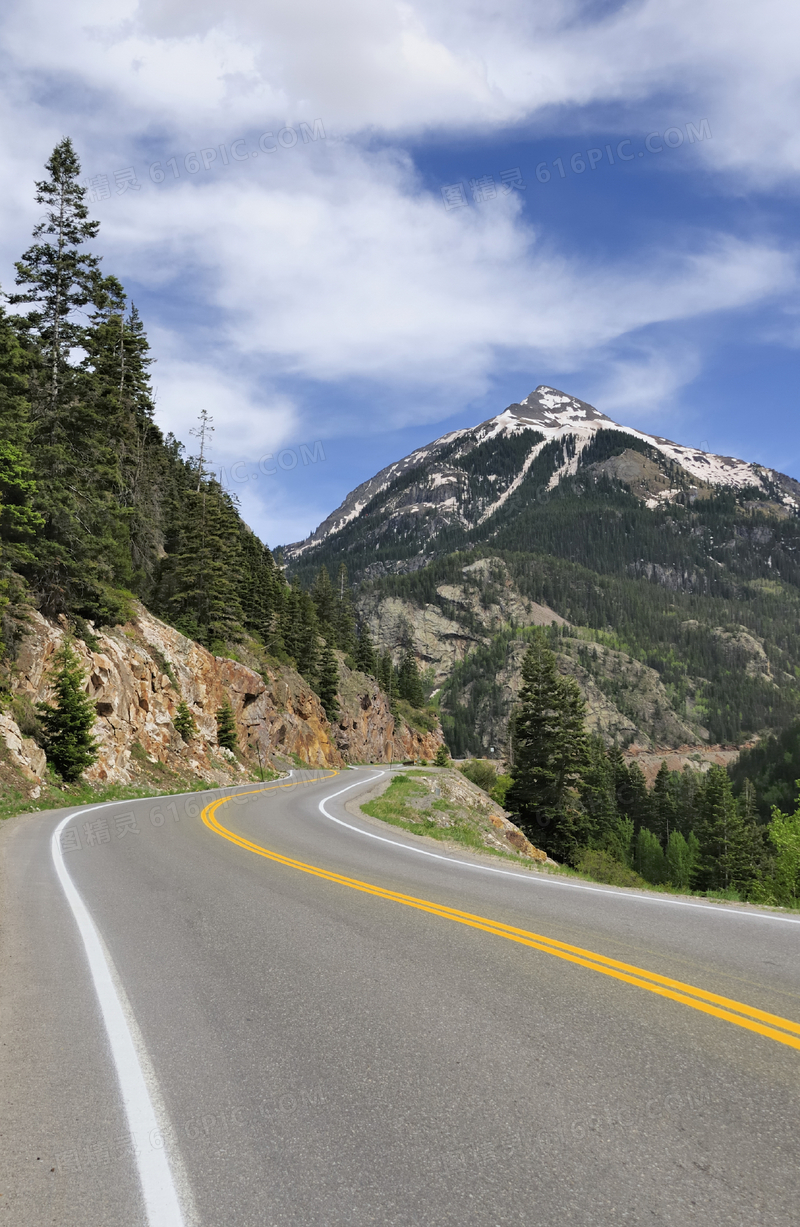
left=286, top=385, right=800, bottom=562
left=283, top=383, right=800, bottom=757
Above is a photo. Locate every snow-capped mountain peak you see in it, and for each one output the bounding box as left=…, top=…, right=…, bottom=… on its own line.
left=285, top=385, right=799, bottom=560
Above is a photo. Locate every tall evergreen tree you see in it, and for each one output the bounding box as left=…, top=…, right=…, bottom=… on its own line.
left=333, top=563, right=357, bottom=654
left=505, top=631, right=588, bottom=860
left=651, top=760, right=677, bottom=844
left=695, top=766, right=745, bottom=891
left=0, top=302, right=41, bottom=573
left=12, top=138, right=101, bottom=416
left=156, top=475, right=245, bottom=650
left=355, top=625, right=378, bottom=676
left=317, top=644, right=340, bottom=720
left=397, top=649, right=425, bottom=707
left=9, top=140, right=136, bottom=618
left=578, top=736, right=618, bottom=848
left=378, top=650, right=397, bottom=703
left=37, top=641, right=98, bottom=781
left=215, top=696, right=238, bottom=751
left=311, top=565, right=336, bottom=633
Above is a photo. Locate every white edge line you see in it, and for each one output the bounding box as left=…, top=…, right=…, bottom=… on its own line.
left=51, top=802, right=188, bottom=1227
left=317, top=772, right=800, bottom=926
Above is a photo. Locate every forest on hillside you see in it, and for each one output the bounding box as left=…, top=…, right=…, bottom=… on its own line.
left=492, top=631, right=800, bottom=908
left=0, top=140, right=436, bottom=723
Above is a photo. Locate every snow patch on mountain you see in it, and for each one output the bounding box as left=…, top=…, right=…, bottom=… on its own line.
left=285, top=384, right=798, bottom=558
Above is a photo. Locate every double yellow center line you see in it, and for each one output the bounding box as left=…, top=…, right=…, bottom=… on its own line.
left=203, top=780, right=800, bottom=1053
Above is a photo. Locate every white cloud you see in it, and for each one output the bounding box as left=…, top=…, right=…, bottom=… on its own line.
left=100, top=153, right=793, bottom=419
left=2, top=0, right=799, bottom=539
left=3, top=0, right=800, bottom=181
left=148, top=355, right=298, bottom=463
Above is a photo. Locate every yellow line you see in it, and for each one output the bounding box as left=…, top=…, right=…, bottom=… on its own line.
left=203, top=781, right=800, bottom=1053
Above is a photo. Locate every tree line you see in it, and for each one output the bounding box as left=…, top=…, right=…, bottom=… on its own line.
left=506, top=630, right=800, bottom=907
left=0, top=139, right=436, bottom=736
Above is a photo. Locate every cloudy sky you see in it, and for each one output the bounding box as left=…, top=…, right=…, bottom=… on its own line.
left=2, top=0, right=799, bottom=545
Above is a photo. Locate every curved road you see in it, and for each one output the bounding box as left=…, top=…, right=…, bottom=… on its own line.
left=2, top=767, right=800, bottom=1226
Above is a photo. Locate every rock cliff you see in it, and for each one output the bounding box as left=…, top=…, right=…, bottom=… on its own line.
left=1, top=602, right=443, bottom=793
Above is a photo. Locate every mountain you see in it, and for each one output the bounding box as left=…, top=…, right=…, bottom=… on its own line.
left=286, top=386, right=800, bottom=575
left=285, top=386, right=800, bottom=757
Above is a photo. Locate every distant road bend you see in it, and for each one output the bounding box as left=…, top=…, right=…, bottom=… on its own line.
left=2, top=768, right=800, bottom=1226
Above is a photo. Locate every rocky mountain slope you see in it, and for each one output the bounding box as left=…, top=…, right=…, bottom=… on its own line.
left=285, top=385, right=800, bottom=757
left=1, top=603, right=443, bottom=800
left=286, top=386, right=800, bottom=574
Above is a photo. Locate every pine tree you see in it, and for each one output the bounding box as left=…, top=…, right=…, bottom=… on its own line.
left=696, top=765, right=745, bottom=891
left=173, top=700, right=197, bottom=742
left=666, top=830, right=695, bottom=890
left=157, top=477, right=245, bottom=650
left=12, top=139, right=101, bottom=417
left=620, top=761, right=653, bottom=833
left=37, top=641, right=98, bottom=781
left=579, top=736, right=618, bottom=848
left=317, top=644, right=340, bottom=721
left=215, top=696, right=238, bottom=751
left=397, top=649, right=425, bottom=707
left=378, top=650, right=396, bottom=701
left=635, top=827, right=666, bottom=884
left=10, top=142, right=134, bottom=619
left=505, top=631, right=588, bottom=860
left=355, top=625, right=378, bottom=676
left=311, top=565, right=336, bottom=633
left=434, top=743, right=451, bottom=767
left=651, top=761, right=677, bottom=844
left=333, top=563, right=357, bottom=654
left=0, top=302, right=42, bottom=573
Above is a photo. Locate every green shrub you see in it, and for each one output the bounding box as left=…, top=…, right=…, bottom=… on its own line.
left=459, top=758, right=498, bottom=793
left=576, top=848, right=648, bottom=888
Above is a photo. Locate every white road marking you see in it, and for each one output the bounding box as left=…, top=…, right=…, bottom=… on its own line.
left=316, top=771, right=800, bottom=926
left=51, top=804, right=189, bottom=1227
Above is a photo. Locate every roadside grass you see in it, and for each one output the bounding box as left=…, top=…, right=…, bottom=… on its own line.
left=361, top=773, right=534, bottom=866
left=550, top=855, right=800, bottom=913
left=0, top=776, right=213, bottom=822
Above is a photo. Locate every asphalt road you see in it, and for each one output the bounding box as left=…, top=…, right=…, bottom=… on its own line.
left=2, top=767, right=800, bottom=1226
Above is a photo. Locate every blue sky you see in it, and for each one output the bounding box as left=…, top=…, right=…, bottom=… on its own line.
left=1, top=0, right=798, bottom=547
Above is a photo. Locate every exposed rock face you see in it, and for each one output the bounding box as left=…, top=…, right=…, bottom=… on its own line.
left=624, top=743, right=744, bottom=787
left=7, top=603, right=345, bottom=785
left=452, top=636, right=705, bottom=757
left=357, top=557, right=566, bottom=686
left=0, top=713, right=46, bottom=781
left=4, top=602, right=444, bottom=789
left=355, top=556, right=710, bottom=753
left=334, top=660, right=444, bottom=762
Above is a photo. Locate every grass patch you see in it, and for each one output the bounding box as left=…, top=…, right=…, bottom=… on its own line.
left=0, top=776, right=212, bottom=823
left=361, top=773, right=532, bottom=865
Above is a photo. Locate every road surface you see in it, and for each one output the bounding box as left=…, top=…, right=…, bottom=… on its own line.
left=2, top=767, right=799, bottom=1225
